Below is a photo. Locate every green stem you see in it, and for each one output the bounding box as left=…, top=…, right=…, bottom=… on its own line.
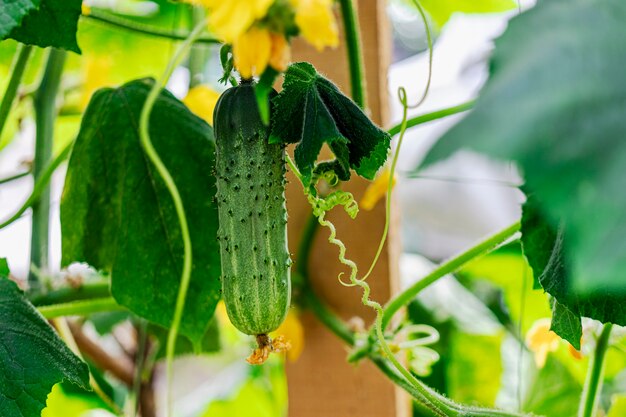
left=30, top=48, right=67, bottom=285
left=138, top=20, right=206, bottom=417
left=83, top=9, right=219, bottom=45
left=338, top=0, right=366, bottom=109
left=38, top=297, right=123, bottom=319
left=29, top=279, right=110, bottom=306
left=407, top=0, right=433, bottom=109
left=0, top=44, right=33, bottom=140
left=0, top=170, right=30, bottom=185
left=382, top=221, right=520, bottom=330
left=0, top=139, right=73, bottom=230
left=579, top=323, right=613, bottom=417
left=387, top=100, right=475, bottom=137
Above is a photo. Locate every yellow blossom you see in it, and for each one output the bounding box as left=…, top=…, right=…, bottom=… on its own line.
left=269, top=32, right=291, bottom=73
left=526, top=318, right=560, bottom=368
left=233, top=27, right=272, bottom=78
left=291, top=0, right=339, bottom=51
left=81, top=55, right=113, bottom=109
left=183, top=85, right=221, bottom=126
left=360, top=168, right=396, bottom=211
left=271, top=309, right=304, bottom=362
left=185, top=0, right=274, bottom=43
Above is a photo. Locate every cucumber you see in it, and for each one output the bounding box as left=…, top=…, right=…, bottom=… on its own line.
left=213, top=82, right=291, bottom=339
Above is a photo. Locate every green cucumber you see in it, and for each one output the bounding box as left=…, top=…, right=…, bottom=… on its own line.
left=213, top=82, right=291, bottom=338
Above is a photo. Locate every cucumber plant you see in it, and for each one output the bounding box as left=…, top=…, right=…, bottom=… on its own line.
left=1, top=1, right=625, bottom=417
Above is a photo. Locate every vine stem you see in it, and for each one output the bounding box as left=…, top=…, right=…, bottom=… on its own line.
left=38, top=297, right=123, bottom=319
left=29, top=278, right=110, bottom=306
left=82, top=8, right=220, bottom=45
left=30, top=48, right=67, bottom=286
left=387, top=100, right=475, bottom=136
left=338, top=0, right=366, bottom=109
left=578, top=323, right=613, bottom=417
left=138, top=19, right=207, bottom=417
left=0, top=44, right=33, bottom=140
left=381, top=221, right=520, bottom=329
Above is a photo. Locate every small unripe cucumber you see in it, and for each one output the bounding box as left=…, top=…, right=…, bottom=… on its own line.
left=213, top=82, right=291, bottom=337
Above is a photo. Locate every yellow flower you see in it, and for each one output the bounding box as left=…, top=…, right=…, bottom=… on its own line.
left=183, top=85, right=221, bottom=126
left=271, top=309, right=304, bottom=362
left=291, top=0, right=339, bottom=51
left=81, top=55, right=113, bottom=109
left=360, top=168, right=396, bottom=211
left=185, top=0, right=274, bottom=43
left=233, top=27, right=272, bottom=78
left=526, top=318, right=560, bottom=368
left=269, top=32, right=291, bottom=73
left=233, top=28, right=291, bottom=78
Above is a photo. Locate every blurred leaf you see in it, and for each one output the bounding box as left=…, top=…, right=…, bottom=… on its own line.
left=42, top=383, right=108, bottom=417
left=520, top=194, right=626, bottom=342
left=448, top=332, right=503, bottom=407
left=418, top=0, right=517, bottom=27
left=0, top=0, right=39, bottom=40
left=420, top=0, right=626, bottom=296
left=460, top=249, right=550, bottom=334
left=202, top=366, right=287, bottom=417
left=6, top=0, right=82, bottom=53
left=61, top=79, right=221, bottom=345
left=523, top=356, right=581, bottom=416
left=607, top=394, right=626, bottom=417
left=0, top=269, right=90, bottom=417
left=270, top=62, right=390, bottom=185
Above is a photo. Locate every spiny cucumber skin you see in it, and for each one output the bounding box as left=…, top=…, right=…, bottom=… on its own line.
left=213, top=84, right=291, bottom=336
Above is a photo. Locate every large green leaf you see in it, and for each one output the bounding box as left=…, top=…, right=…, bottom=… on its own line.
left=61, top=79, right=221, bottom=346
left=417, top=0, right=517, bottom=28
left=421, top=0, right=626, bottom=296
left=520, top=194, right=626, bottom=346
left=522, top=357, right=581, bottom=417
left=0, top=0, right=39, bottom=39
left=0, top=261, right=90, bottom=417
left=270, top=62, right=390, bottom=185
left=6, top=0, right=82, bottom=53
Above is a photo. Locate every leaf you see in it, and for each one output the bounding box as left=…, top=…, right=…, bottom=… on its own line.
left=0, top=0, right=39, bottom=39
left=416, top=0, right=517, bottom=28
left=550, top=298, right=582, bottom=350
left=255, top=67, right=279, bottom=126
left=520, top=194, right=626, bottom=341
left=6, top=0, right=82, bottom=53
left=61, top=78, right=221, bottom=345
left=522, top=356, right=581, bottom=417
left=270, top=62, right=390, bottom=185
left=0, top=267, right=90, bottom=417
left=420, top=0, right=626, bottom=296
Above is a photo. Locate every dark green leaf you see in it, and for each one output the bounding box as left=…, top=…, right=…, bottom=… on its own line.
left=0, top=266, right=90, bottom=417
left=270, top=62, right=390, bottom=185
left=0, top=0, right=39, bottom=39
left=7, top=0, right=82, bottom=53
left=61, top=78, right=221, bottom=345
left=550, top=298, right=582, bottom=350
left=520, top=194, right=626, bottom=338
left=421, top=0, right=626, bottom=296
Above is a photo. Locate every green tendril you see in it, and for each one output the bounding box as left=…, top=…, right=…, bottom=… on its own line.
left=138, top=19, right=207, bottom=417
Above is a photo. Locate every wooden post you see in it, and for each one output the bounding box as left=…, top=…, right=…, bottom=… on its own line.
left=285, top=1, right=409, bottom=416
